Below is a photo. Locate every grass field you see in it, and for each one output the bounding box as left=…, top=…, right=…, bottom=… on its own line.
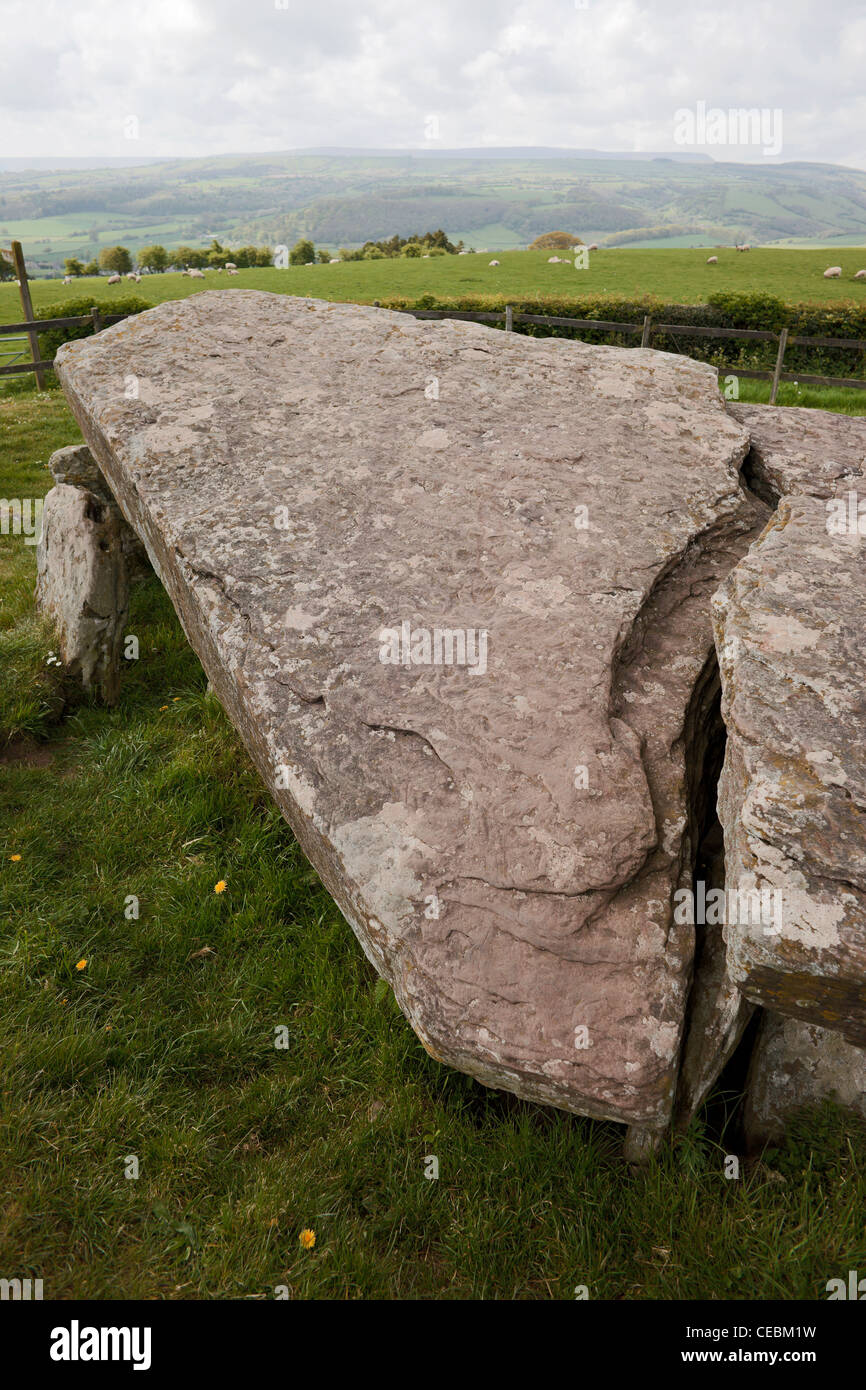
left=4, top=246, right=866, bottom=327
left=2, top=371, right=866, bottom=1297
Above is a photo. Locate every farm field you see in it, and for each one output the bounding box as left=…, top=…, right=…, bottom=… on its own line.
left=4, top=246, right=866, bottom=326
left=3, top=384, right=866, bottom=1300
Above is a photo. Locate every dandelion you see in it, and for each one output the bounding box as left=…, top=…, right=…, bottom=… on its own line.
left=76, top=959, right=87, bottom=971
left=214, top=880, right=226, bottom=894
left=10, top=854, right=21, bottom=862
left=159, top=704, right=169, bottom=711
left=299, top=1229, right=316, bottom=1250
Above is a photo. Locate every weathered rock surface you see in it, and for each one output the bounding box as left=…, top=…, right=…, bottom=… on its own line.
left=728, top=403, right=866, bottom=505
left=678, top=400, right=866, bottom=1117
left=714, top=405, right=866, bottom=1048
left=743, top=1012, right=866, bottom=1149
left=47, top=443, right=152, bottom=582
left=35, top=482, right=129, bottom=701
left=54, top=289, right=766, bottom=1129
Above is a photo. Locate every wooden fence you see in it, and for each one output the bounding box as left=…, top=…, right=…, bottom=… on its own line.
left=0, top=308, right=127, bottom=379
left=397, top=307, right=866, bottom=402
left=3, top=298, right=866, bottom=403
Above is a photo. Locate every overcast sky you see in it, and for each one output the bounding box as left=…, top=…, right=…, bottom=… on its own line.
left=3, top=0, right=865, bottom=168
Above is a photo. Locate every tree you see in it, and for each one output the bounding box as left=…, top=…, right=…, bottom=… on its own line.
left=98, top=245, right=132, bottom=274
left=0, top=250, right=14, bottom=282
left=529, top=231, right=584, bottom=250
left=289, top=238, right=316, bottom=266
left=138, top=244, right=168, bottom=272
left=402, top=241, right=422, bottom=258
left=64, top=258, right=85, bottom=277
left=317, top=247, right=331, bottom=263
left=170, top=245, right=207, bottom=269
left=83, top=258, right=100, bottom=276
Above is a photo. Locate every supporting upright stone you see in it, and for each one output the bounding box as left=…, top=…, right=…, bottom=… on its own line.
left=36, top=440, right=138, bottom=703
left=743, top=1013, right=866, bottom=1150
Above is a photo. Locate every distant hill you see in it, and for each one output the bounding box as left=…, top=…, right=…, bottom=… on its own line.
left=2, top=149, right=865, bottom=269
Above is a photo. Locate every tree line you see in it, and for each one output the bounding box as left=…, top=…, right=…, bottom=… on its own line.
left=59, top=230, right=465, bottom=277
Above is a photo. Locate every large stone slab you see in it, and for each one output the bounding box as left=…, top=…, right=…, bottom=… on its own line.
left=728, top=403, right=866, bottom=505
left=713, top=406, right=866, bottom=1047
left=54, top=290, right=762, bottom=1128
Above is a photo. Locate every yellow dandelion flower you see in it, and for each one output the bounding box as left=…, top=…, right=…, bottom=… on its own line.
left=214, top=880, right=227, bottom=894
left=76, top=959, right=87, bottom=971
left=299, top=1229, right=316, bottom=1250
left=10, top=854, right=21, bottom=862
left=159, top=705, right=169, bottom=711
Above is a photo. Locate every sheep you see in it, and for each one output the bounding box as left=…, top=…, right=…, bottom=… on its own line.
left=227, top=267, right=239, bottom=275
left=125, top=271, right=137, bottom=280
left=547, top=256, right=561, bottom=263
left=824, top=266, right=842, bottom=278
left=63, top=275, right=73, bottom=284
left=188, top=268, right=206, bottom=279
left=706, top=256, right=718, bottom=264
left=735, top=244, right=752, bottom=252
left=488, top=259, right=500, bottom=266
left=587, top=243, right=599, bottom=252
left=107, top=274, right=122, bottom=284
left=854, top=270, right=866, bottom=280
left=224, top=262, right=237, bottom=270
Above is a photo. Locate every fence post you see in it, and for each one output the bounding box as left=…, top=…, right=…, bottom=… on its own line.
left=770, top=326, right=788, bottom=404
left=11, top=240, right=45, bottom=390
left=505, top=305, right=513, bottom=333
left=91, top=307, right=102, bottom=335
left=640, top=315, right=652, bottom=348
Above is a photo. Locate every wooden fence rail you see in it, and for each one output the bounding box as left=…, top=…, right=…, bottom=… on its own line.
left=3, top=301, right=866, bottom=400
left=402, top=306, right=866, bottom=400
left=0, top=309, right=126, bottom=377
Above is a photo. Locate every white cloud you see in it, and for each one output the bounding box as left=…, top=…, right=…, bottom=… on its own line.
left=0, top=0, right=864, bottom=167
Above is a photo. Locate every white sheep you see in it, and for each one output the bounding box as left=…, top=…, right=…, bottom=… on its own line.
left=224, top=262, right=237, bottom=270
left=854, top=270, right=866, bottom=280
left=107, top=274, right=122, bottom=284
left=188, top=268, right=206, bottom=279
left=587, top=243, right=599, bottom=252
left=125, top=271, right=137, bottom=280
left=488, top=259, right=500, bottom=266
left=63, top=275, right=73, bottom=284
left=824, top=266, right=842, bottom=278
left=706, top=256, right=718, bottom=264
left=547, top=256, right=561, bottom=263
left=227, top=267, right=239, bottom=275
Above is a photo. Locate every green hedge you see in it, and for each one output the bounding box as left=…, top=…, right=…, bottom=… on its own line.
left=37, top=295, right=152, bottom=364
left=381, top=291, right=866, bottom=380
